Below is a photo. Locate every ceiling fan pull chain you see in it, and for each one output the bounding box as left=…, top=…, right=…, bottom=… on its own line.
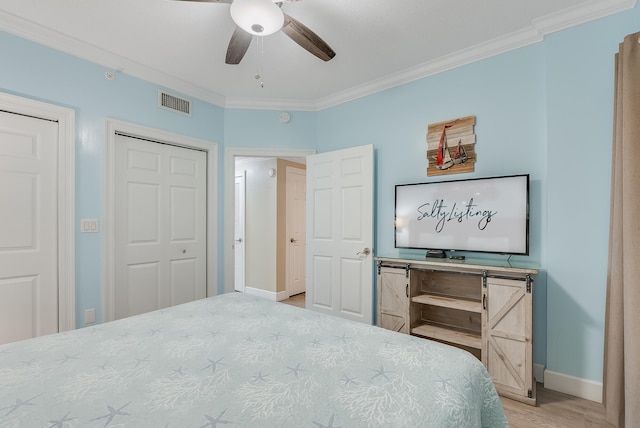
left=255, top=36, right=265, bottom=88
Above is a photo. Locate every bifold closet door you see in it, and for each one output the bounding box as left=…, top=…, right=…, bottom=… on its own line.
left=114, top=135, right=206, bottom=319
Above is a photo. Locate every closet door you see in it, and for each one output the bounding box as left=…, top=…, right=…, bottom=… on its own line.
left=0, top=111, right=58, bottom=344
left=114, top=135, right=206, bottom=319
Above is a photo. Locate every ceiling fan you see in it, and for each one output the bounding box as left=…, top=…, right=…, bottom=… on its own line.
left=175, top=0, right=336, bottom=65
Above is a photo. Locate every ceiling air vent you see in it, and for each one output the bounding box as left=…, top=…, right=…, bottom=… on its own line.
left=158, top=90, right=191, bottom=116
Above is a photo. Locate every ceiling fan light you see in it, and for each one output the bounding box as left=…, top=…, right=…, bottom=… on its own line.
left=230, top=0, right=284, bottom=36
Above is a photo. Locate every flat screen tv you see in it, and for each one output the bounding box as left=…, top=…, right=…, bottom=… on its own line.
left=394, top=174, right=529, bottom=256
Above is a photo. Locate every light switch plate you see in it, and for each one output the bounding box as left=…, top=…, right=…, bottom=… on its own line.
left=80, top=219, right=99, bottom=233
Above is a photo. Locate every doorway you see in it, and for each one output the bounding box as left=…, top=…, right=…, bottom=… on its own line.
left=225, top=148, right=314, bottom=296
left=233, top=156, right=306, bottom=300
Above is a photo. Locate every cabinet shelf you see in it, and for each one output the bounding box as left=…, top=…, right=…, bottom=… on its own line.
left=412, top=294, right=482, bottom=313
left=411, top=323, right=482, bottom=349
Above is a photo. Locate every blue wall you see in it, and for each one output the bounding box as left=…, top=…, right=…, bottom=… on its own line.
left=1, top=3, right=639, bottom=386
left=317, top=6, right=640, bottom=384
left=543, top=9, right=640, bottom=381
left=317, top=43, right=549, bottom=364
left=0, top=31, right=225, bottom=326
left=224, top=108, right=317, bottom=149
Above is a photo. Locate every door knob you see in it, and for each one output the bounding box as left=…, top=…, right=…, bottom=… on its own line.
left=235, top=238, right=243, bottom=243
left=356, top=247, right=371, bottom=258
left=290, top=238, right=297, bottom=243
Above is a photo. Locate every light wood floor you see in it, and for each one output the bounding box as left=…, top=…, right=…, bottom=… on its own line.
left=282, top=292, right=306, bottom=308
left=280, top=294, right=613, bottom=428
left=502, top=385, right=613, bottom=428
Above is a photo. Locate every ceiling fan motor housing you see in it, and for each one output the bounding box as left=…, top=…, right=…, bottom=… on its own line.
left=230, top=0, right=284, bottom=36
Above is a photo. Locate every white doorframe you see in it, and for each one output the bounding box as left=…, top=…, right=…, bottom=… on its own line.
left=0, top=91, right=75, bottom=332
left=224, top=148, right=315, bottom=294
left=104, top=119, right=218, bottom=322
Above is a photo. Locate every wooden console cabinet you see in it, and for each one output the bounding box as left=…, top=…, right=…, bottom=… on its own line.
left=376, top=256, right=538, bottom=405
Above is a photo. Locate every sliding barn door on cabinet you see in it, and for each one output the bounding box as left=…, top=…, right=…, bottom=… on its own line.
left=482, top=276, right=534, bottom=405
left=377, top=266, right=410, bottom=333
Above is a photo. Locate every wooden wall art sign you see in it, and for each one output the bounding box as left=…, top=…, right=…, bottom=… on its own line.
left=426, top=115, right=476, bottom=176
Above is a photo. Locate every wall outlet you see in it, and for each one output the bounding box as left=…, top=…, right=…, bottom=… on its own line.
left=84, top=308, right=96, bottom=324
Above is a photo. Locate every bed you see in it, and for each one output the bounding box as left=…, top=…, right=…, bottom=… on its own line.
left=0, top=292, right=508, bottom=427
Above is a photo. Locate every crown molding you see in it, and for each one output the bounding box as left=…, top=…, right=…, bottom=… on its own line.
left=1, top=0, right=636, bottom=112
left=0, top=10, right=226, bottom=107
left=314, top=0, right=636, bottom=110
left=224, top=97, right=317, bottom=111
left=533, top=0, right=636, bottom=34
left=315, top=26, right=543, bottom=110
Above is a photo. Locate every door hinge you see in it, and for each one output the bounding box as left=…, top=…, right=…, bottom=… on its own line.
left=482, top=270, right=488, bottom=288
left=405, top=264, right=410, bottom=278
left=377, top=260, right=382, bottom=275
left=528, top=389, right=533, bottom=398
left=526, top=274, right=532, bottom=293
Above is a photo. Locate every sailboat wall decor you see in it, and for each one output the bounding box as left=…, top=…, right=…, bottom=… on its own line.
left=426, top=115, right=476, bottom=176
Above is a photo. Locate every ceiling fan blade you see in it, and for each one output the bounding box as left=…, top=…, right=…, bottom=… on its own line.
left=226, top=26, right=253, bottom=64
left=281, top=13, right=335, bottom=62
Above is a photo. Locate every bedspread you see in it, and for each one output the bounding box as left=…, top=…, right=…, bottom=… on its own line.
left=0, top=292, right=508, bottom=427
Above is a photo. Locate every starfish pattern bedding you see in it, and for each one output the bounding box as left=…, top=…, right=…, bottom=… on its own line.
left=0, top=292, right=508, bottom=427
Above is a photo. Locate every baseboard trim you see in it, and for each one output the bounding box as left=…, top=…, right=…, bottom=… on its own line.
left=244, top=287, right=289, bottom=302
left=544, top=369, right=602, bottom=403
left=534, top=364, right=545, bottom=383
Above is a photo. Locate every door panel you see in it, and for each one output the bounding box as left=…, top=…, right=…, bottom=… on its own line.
left=170, top=187, right=197, bottom=239
left=312, top=255, right=333, bottom=308
left=128, top=182, right=160, bottom=243
left=306, top=144, right=374, bottom=324
left=340, top=258, right=363, bottom=315
left=0, top=111, right=58, bottom=344
left=115, top=135, right=206, bottom=319
left=170, top=258, right=198, bottom=305
left=127, top=263, right=161, bottom=316
left=0, top=277, right=38, bottom=343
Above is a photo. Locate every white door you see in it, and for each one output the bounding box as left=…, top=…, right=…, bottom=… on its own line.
left=286, top=166, right=306, bottom=297
left=0, top=111, right=59, bottom=344
left=114, top=135, right=207, bottom=319
left=306, top=144, right=374, bottom=324
left=234, top=171, right=246, bottom=292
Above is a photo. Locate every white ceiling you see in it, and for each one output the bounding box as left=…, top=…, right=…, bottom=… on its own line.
left=0, top=0, right=634, bottom=110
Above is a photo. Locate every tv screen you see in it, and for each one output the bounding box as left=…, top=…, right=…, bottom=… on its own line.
left=394, top=174, right=529, bottom=255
